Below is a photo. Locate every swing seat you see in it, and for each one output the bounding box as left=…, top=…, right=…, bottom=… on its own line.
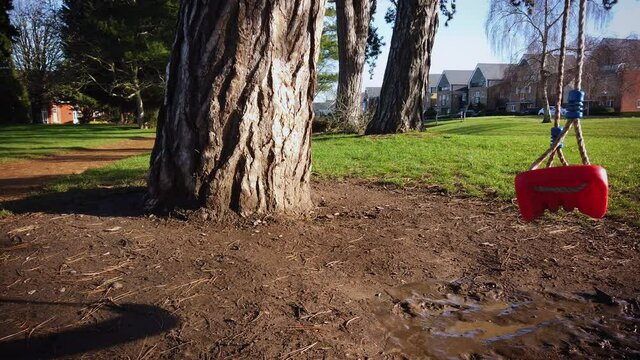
left=515, top=165, right=608, bottom=222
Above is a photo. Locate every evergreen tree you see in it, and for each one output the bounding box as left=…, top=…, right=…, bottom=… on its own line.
left=61, top=0, right=179, bottom=128
left=317, top=4, right=339, bottom=96
left=0, top=0, right=29, bottom=123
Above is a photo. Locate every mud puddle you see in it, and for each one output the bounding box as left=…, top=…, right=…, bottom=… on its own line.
left=375, top=282, right=640, bottom=359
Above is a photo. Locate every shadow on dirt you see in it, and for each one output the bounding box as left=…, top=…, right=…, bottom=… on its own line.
left=0, top=299, right=179, bottom=359
left=1, top=187, right=147, bottom=217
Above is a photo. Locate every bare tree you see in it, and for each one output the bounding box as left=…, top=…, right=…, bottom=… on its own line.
left=335, top=0, right=373, bottom=130
left=365, top=0, right=440, bottom=134
left=11, top=0, right=63, bottom=123
left=486, top=0, right=609, bottom=123
left=147, top=1, right=326, bottom=217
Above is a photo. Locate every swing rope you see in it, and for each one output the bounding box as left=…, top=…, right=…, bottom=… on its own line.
left=573, top=0, right=590, bottom=165
left=529, top=0, right=590, bottom=171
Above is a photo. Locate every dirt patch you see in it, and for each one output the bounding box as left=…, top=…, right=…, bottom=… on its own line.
left=0, top=137, right=154, bottom=202
left=1, top=181, right=638, bottom=359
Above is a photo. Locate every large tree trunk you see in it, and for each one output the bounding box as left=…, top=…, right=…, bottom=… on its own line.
left=365, top=0, right=438, bottom=134
left=147, top=0, right=325, bottom=217
left=335, top=0, right=372, bottom=131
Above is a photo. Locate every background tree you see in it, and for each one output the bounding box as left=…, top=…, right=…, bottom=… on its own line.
left=61, top=0, right=178, bottom=128
left=334, top=0, right=373, bottom=130
left=11, top=0, right=62, bottom=123
left=0, top=0, right=29, bottom=123
left=147, top=0, right=326, bottom=217
left=486, top=0, right=609, bottom=123
left=365, top=0, right=452, bottom=134
left=317, top=4, right=339, bottom=97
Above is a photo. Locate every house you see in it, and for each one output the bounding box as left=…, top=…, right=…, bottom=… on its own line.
left=363, top=87, right=381, bottom=112
left=503, top=53, right=576, bottom=113
left=620, top=70, right=640, bottom=113
left=583, top=38, right=640, bottom=113
left=41, top=102, right=79, bottom=124
left=436, top=70, right=473, bottom=115
left=468, top=63, right=511, bottom=111
left=313, top=101, right=335, bottom=116
left=425, top=73, right=441, bottom=109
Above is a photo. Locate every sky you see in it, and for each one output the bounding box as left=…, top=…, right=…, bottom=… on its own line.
left=361, top=0, right=640, bottom=89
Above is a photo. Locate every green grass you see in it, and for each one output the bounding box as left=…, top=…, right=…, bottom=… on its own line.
left=312, top=116, right=640, bottom=223
left=9, top=116, right=640, bottom=224
left=0, top=124, right=155, bottom=162
left=43, top=154, right=151, bottom=193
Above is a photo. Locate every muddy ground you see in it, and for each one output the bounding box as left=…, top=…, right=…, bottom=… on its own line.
left=0, top=137, right=155, bottom=202
left=1, top=181, right=639, bottom=359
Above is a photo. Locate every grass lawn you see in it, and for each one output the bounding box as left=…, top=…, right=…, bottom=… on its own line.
left=0, top=124, right=155, bottom=162
left=8, top=116, right=640, bottom=224
left=313, top=116, right=640, bottom=222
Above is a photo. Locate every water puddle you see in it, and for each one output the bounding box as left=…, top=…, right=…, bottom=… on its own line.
left=376, top=282, right=640, bottom=359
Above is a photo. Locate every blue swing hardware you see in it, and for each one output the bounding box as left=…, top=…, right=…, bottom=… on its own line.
left=566, top=90, right=585, bottom=119
left=551, top=126, right=564, bottom=149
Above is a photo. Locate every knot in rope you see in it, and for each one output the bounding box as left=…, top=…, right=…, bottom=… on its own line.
left=551, top=126, right=564, bottom=149
left=566, top=90, right=585, bottom=119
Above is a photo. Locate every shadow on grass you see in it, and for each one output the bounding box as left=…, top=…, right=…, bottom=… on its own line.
left=312, top=133, right=365, bottom=141
left=1, top=187, right=147, bottom=217
left=436, top=122, right=521, bottom=135
left=0, top=299, right=179, bottom=359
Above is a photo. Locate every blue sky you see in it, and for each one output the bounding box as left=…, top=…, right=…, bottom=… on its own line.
left=362, top=0, right=640, bottom=88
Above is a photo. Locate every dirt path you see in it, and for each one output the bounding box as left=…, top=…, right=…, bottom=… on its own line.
left=1, top=181, right=638, bottom=359
left=0, top=137, right=155, bottom=202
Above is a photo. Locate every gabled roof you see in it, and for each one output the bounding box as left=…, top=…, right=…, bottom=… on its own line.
left=441, top=70, right=474, bottom=86
left=364, top=87, right=381, bottom=98
left=475, top=63, right=511, bottom=81
left=313, top=101, right=334, bottom=112
left=599, top=37, right=640, bottom=48
left=428, top=73, right=441, bottom=87
left=519, top=53, right=577, bottom=72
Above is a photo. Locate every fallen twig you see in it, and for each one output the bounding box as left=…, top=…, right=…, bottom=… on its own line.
left=284, top=341, right=318, bottom=359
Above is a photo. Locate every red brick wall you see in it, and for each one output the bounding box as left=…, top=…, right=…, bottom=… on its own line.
left=621, top=71, right=640, bottom=113
left=44, top=104, right=76, bottom=124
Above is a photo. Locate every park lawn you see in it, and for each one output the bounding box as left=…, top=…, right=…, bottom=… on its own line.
left=313, top=116, right=640, bottom=223
left=24, top=116, right=640, bottom=224
left=0, top=124, right=155, bottom=162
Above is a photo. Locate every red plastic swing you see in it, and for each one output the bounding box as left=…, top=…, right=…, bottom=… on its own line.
left=515, top=165, right=608, bottom=222
left=514, top=0, right=608, bottom=222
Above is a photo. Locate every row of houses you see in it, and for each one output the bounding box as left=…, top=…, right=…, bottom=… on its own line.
left=364, top=37, right=640, bottom=116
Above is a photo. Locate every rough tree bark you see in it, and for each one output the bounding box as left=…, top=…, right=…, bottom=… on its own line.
left=365, top=0, right=439, bottom=134
left=335, top=0, right=373, bottom=130
left=147, top=0, right=325, bottom=217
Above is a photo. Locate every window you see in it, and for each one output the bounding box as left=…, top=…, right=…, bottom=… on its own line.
left=515, top=87, right=519, bottom=94
left=52, top=105, right=59, bottom=124
left=475, top=91, right=480, bottom=97
left=528, top=86, right=532, bottom=94
left=606, top=99, right=613, bottom=107
left=462, top=93, right=467, bottom=102
left=510, top=104, right=516, bottom=112
left=637, top=99, right=640, bottom=109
